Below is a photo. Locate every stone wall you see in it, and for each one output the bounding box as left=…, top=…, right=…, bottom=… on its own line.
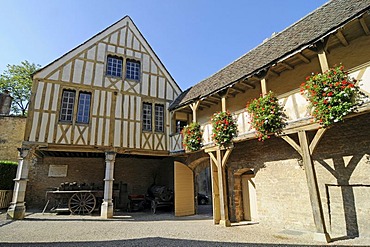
left=227, top=136, right=315, bottom=231
left=26, top=155, right=174, bottom=210
left=226, top=112, right=370, bottom=238
left=0, top=116, right=26, bottom=162
left=313, top=112, right=370, bottom=239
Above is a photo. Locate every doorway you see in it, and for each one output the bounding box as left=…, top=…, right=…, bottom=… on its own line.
left=241, top=170, right=258, bottom=222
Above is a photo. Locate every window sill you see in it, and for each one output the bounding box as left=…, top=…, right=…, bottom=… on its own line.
left=105, top=75, right=123, bottom=80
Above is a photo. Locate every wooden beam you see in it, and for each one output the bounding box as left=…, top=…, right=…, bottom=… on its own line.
left=268, top=69, right=279, bottom=77
left=240, top=80, right=256, bottom=89
left=296, top=53, right=311, bottom=64
left=281, top=135, right=303, bottom=157
left=335, top=30, right=349, bottom=46
left=190, top=101, right=200, bottom=122
left=281, top=62, right=294, bottom=70
left=317, top=49, right=329, bottom=72
left=216, top=149, right=231, bottom=227
left=200, top=102, right=212, bottom=108
left=298, top=131, right=330, bottom=242
left=261, top=78, right=267, bottom=95
left=221, top=96, right=227, bottom=111
left=359, top=17, right=370, bottom=35
left=231, top=86, right=245, bottom=93
left=221, top=149, right=232, bottom=168
left=210, top=94, right=221, bottom=100
left=309, top=128, right=327, bottom=154
left=203, top=98, right=219, bottom=104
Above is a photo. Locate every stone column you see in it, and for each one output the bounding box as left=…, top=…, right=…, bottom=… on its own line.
left=101, top=151, right=116, bottom=219
left=7, top=148, right=32, bottom=220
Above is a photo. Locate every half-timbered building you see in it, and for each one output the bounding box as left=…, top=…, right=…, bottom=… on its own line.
left=169, top=0, right=370, bottom=242
left=7, top=16, right=181, bottom=219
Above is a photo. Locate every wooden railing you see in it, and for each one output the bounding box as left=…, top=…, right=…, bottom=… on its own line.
left=170, top=133, right=183, bottom=153
left=170, top=63, right=370, bottom=153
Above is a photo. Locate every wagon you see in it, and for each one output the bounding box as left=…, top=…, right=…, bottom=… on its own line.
left=44, top=182, right=120, bottom=215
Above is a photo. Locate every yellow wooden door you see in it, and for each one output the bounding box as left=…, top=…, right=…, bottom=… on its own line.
left=174, top=161, right=195, bottom=216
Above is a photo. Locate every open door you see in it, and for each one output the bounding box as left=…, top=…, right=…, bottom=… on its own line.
left=174, top=161, right=195, bottom=216
left=242, top=173, right=258, bottom=221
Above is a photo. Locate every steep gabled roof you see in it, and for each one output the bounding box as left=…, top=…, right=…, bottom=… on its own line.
left=170, top=0, right=370, bottom=110
left=33, top=16, right=182, bottom=93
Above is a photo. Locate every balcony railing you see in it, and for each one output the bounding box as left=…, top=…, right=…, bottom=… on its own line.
left=169, top=63, right=370, bottom=153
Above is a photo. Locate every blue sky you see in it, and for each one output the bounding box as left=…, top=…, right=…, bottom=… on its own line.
left=1, top=0, right=327, bottom=90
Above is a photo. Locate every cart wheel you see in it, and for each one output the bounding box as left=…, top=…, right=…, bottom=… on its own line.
left=68, top=192, right=96, bottom=214
left=151, top=200, right=157, bottom=214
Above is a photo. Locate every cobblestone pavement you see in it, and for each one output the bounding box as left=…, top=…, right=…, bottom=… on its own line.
left=0, top=206, right=369, bottom=247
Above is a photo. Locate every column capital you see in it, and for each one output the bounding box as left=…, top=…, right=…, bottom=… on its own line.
left=17, top=148, right=32, bottom=159
left=105, top=151, right=116, bottom=162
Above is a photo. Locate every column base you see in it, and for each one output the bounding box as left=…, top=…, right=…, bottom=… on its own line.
left=313, top=232, right=331, bottom=243
left=100, top=201, right=114, bottom=219
left=219, top=219, right=231, bottom=227
left=7, top=203, right=26, bottom=220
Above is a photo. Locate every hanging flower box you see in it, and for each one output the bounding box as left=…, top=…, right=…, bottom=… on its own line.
left=211, top=111, right=238, bottom=147
left=182, top=122, right=203, bottom=152
left=246, top=91, right=285, bottom=141
left=300, top=65, right=362, bottom=127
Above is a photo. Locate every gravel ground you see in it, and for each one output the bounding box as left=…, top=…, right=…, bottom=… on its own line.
left=0, top=206, right=369, bottom=247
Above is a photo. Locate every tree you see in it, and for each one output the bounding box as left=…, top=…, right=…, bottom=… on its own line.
left=0, top=60, right=41, bottom=116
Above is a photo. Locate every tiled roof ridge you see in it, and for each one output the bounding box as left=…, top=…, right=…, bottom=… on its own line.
left=171, top=0, right=370, bottom=110
left=196, top=0, right=332, bottom=88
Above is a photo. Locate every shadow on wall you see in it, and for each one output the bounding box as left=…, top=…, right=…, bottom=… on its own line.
left=313, top=113, right=370, bottom=239
left=317, top=153, right=370, bottom=239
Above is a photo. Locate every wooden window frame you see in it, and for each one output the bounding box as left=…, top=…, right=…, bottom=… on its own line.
left=106, top=55, right=123, bottom=78
left=155, top=104, right=164, bottom=132
left=59, top=90, right=76, bottom=123
left=142, top=102, right=152, bottom=132
left=76, top=92, right=91, bottom=124
left=126, top=59, right=141, bottom=81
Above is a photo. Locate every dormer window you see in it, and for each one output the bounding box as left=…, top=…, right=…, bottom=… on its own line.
left=106, top=55, right=123, bottom=77
left=126, top=59, right=140, bottom=81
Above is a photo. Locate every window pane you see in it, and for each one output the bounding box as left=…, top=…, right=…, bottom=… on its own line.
left=155, top=104, right=164, bottom=132
left=126, top=60, right=141, bottom=81
left=59, top=90, right=75, bottom=122
left=106, top=56, right=123, bottom=77
left=142, top=103, right=152, bottom=131
left=77, top=92, right=91, bottom=124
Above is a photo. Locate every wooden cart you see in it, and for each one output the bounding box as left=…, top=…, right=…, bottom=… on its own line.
left=45, top=189, right=119, bottom=215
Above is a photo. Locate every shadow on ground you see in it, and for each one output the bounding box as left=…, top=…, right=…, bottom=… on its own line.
left=1, top=237, right=367, bottom=247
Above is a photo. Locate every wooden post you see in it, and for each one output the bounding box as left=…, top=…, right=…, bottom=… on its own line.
left=209, top=155, right=221, bottom=224
left=298, top=131, right=330, bottom=242
left=101, top=151, right=116, bottom=219
left=216, top=149, right=231, bottom=226
left=7, top=148, right=32, bottom=220
left=207, top=147, right=233, bottom=227
left=190, top=101, right=200, bottom=123
left=260, top=78, right=267, bottom=95
left=317, top=46, right=329, bottom=72
left=221, top=96, right=226, bottom=112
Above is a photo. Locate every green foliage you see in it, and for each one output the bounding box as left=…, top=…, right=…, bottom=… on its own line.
left=0, top=60, right=41, bottom=116
left=300, top=65, right=361, bottom=127
left=247, top=91, right=285, bottom=141
left=211, top=111, right=237, bottom=146
left=182, top=122, right=203, bottom=151
left=0, top=160, right=18, bottom=190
